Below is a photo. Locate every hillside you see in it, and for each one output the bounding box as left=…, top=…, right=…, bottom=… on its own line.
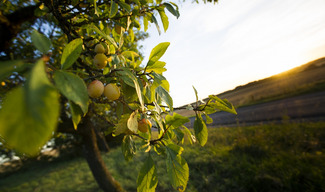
left=176, top=57, right=325, bottom=116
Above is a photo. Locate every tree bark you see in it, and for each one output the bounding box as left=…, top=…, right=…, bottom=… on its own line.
left=78, top=115, right=125, bottom=192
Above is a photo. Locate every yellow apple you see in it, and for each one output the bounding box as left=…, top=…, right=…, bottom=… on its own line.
left=87, top=80, right=104, bottom=98
left=104, top=83, right=120, bottom=101
left=94, top=43, right=105, bottom=53
left=93, top=53, right=108, bottom=69
left=138, top=119, right=152, bottom=133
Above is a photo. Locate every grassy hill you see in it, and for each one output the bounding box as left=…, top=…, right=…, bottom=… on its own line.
left=177, top=57, right=325, bottom=116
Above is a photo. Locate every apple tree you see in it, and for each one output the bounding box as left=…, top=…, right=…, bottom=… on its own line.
left=0, top=0, right=236, bottom=191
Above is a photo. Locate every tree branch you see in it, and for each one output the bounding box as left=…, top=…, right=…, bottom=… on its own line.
left=0, top=4, right=41, bottom=52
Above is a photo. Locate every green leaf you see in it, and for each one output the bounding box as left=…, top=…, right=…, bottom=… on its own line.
left=54, top=71, right=88, bottom=113
left=69, top=100, right=83, bottom=130
left=122, top=135, right=136, bottom=161
left=118, top=1, right=131, bottom=13
left=147, top=42, right=170, bottom=67
left=61, top=38, right=83, bottom=70
left=146, top=61, right=166, bottom=74
left=0, top=60, right=59, bottom=156
left=93, top=0, right=98, bottom=16
left=205, top=95, right=237, bottom=115
left=166, top=143, right=183, bottom=157
left=122, top=51, right=139, bottom=60
left=31, top=30, right=52, bottom=53
left=158, top=9, right=169, bottom=32
left=193, top=86, right=198, bottom=102
left=194, top=113, right=208, bottom=146
left=173, top=128, right=185, bottom=143
left=151, top=72, right=166, bottom=85
left=165, top=113, right=190, bottom=129
left=127, top=111, right=138, bottom=133
left=163, top=2, right=180, bottom=18
left=156, top=86, right=173, bottom=111
left=182, top=125, right=195, bottom=144
left=204, top=112, right=213, bottom=124
left=88, top=24, right=118, bottom=48
left=165, top=144, right=189, bottom=192
left=143, top=15, right=149, bottom=32
left=151, top=15, right=161, bottom=35
left=118, top=29, right=125, bottom=49
left=114, top=114, right=129, bottom=136
left=133, top=78, right=144, bottom=111
left=0, top=60, right=26, bottom=81
left=137, top=154, right=158, bottom=192
left=110, top=0, right=118, bottom=18
left=117, top=68, right=137, bottom=87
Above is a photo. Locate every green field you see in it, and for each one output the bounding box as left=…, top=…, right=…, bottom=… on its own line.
left=1, top=122, right=325, bottom=192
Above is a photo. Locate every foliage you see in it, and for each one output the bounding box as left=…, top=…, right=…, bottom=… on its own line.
left=0, top=0, right=232, bottom=191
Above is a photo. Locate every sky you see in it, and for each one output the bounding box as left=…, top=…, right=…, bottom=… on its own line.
left=140, top=0, right=325, bottom=107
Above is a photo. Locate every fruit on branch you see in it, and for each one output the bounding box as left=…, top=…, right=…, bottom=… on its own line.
left=104, top=83, right=120, bottom=101
left=94, top=43, right=106, bottom=53
left=87, top=80, right=104, bottom=98
left=138, top=119, right=152, bottom=133
left=93, top=53, right=108, bottom=69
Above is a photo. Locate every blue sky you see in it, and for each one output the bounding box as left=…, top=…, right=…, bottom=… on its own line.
left=141, top=0, right=325, bottom=107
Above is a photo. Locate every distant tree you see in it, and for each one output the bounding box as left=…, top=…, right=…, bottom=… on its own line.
left=0, top=0, right=235, bottom=191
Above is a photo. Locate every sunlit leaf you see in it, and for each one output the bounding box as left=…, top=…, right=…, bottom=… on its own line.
left=204, top=112, right=213, bottom=124
left=165, top=144, right=189, bottom=192
left=146, top=61, right=166, bottom=74
left=143, top=14, right=149, bottom=32
left=61, top=38, right=83, bottom=70
left=165, top=113, right=190, bottom=129
left=193, top=86, right=198, bottom=102
left=127, top=111, right=138, bottom=133
left=137, top=154, right=158, bottom=192
left=203, top=95, right=237, bottom=115
left=147, top=42, right=170, bottom=67
left=0, top=60, right=59, bottom=156
left=158, top=9, right=169, bottom=32
left=194, top=113, right=208, bottom=146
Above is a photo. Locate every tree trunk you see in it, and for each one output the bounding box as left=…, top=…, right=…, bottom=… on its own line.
left=79, top=115, right=125, bottom=192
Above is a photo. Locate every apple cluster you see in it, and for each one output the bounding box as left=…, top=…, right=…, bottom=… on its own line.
left=93, top=43, right=112, bottom=69
left=87, top=43, right=120, bottom=100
